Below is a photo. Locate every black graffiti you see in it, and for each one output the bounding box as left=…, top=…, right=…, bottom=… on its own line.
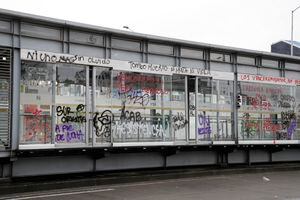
left=278, top=94, right=296, bottom=108
left=56, top=104, right=86, bottom=123
left=280, top=95, right=295, bottom=102
left=27, top=51, right=84, bottom=63
left=281, top=110, right=296, bottom=129
left=119, top=103, right=143, bottom=123
left=189, top=105, right=195, bottom=110
left=119, top=89, right=150, bottom=106
left=172, top=112, right=188, bottom=132
left=96, top=70, right=111, bottom=87
left=93, top=110, right=114, bottom=137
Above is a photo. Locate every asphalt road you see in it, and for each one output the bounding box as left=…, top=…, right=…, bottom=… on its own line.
left=3, top=170, right=300, bottom=200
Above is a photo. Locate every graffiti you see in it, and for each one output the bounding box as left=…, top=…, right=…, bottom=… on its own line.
left=278, top=94, right=296, bottom=108
left=93, top=110, right=113, bottom=138
left=242, top=85, right=282, bottom=94
left=26, top=51, right=84, bottom=63
left=263, top=118, right=281, bottom=133
left=172, top=112, right=188, bottom=132
left=119, top=103, right=144, bottom=123
left=23, top=115, right=51, bottom=143
left=119, top=89, right=150, bottom=106
left=197, top=113, right=211, bottom=135
left=32, top=108, right=42, bottom=116
left=56, top=104, right=86, bottom=123
left=287, top=119, right=297, bottom=138
left=239, top=74, right=297, bottom=85
left=281, top=110, right=296, bottom=129
left=55, top=124, right=84, bottom=143
left=241, top=113, right=259, bottom=137
left=247, top=94, right=272, bottom=110
left=189, top=105, right=195, bottom=110
left=96, top=70, right=111, bottom=91
left=117, top=73, right=161, bottom=84
left=129, top=61, right=169, bottom=74
left=113, top=121, right=163, bottom=138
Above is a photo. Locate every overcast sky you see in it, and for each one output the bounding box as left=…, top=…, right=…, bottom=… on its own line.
left=2, top=0, right=300, bottom=52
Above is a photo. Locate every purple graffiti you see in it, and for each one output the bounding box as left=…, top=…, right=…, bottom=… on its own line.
left=287, top=119, right=297, bottom=138
left=197, top=114, right=211, bottom=135
left=55, top=124, right=84, bottom=143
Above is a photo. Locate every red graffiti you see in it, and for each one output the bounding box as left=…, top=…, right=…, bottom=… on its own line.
left=247, top=94, right=272, bottom=110
left=263, top=118, right=281, bottom=133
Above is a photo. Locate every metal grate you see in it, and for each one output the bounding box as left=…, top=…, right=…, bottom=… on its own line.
left=0, top=48, right=11, bottom=148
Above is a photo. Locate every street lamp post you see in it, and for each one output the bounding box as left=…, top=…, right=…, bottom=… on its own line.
left=291, top=5, right=300, bottom=56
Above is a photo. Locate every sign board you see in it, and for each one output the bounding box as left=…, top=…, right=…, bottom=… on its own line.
left=238, top=73, right=300, bottom=86
left=21, top=49, right=234, bottom=80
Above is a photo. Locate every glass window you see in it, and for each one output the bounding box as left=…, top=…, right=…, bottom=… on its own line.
left=21, top=23, right=61, bottom=40
left=237, top=55, right=255, bottom=65
left=55, top=64, right=87, bottom=144
left=111, top=71, right=167, bottom=142
left=262, top=59, right=278, bottom=68
left=210, top=52, right=230, bottom=62
left=285, top=62, right=300, bottom=71
left=197, top=78, right=233, bottom=141
left=69, top=30, right=104, bottom=46
left=0, top=20, right=11, bottom=33
left=94, top=68, right=112, bottom=143
left=20, top=61, right=53, bottom=144
left=111, top=38, right=141, bottom=51
left=172, top=75, right=187, bottom=141
left=148, top=43, right=174, bottom=55
left=181, top=48, right=203, bottom=59
left=238, top=81, right=298, bottom=140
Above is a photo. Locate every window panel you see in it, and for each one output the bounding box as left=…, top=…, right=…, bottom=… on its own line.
left=285, top=70, right=300, bottom=79
left=237, top=65, right=258, bottom=74
left=20, top=61, right=53, bottom=144
left=210, top=62, right=232, bottom=72
left=55, top=64, right=87, bottom=144
left=285, top=62, right=300, bottom=71
left=237, top=55, right=255, bottom=65
left=180, top=58, right=204, bottom=69
left=111, top=38, right=141, bottom=51
left=0, top=20, right=11, bottom=33
left=21, top=23, right=61, bottom=40
left=148, top=43, right=173, bottom=55
left=197, top=78, right=233, bottom=141
left=69, top=30, right=104, bottom=46
left=259, top=68, right=280, bottom=77
left=238, top=82, right=298, bottom=140
left=210, top=52, right=230, bottom=62
left=181, top=48, right=203, bottom=59
left=172, top=75, right=187, bottom=141
left=262, top=59, right=278, bottom=68
left=112, top=71, right=166, bottom=142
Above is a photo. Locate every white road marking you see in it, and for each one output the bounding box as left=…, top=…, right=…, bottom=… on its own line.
left=1, top=176, right=226, bottom=200
left=6, top=188, right=114, bottom=200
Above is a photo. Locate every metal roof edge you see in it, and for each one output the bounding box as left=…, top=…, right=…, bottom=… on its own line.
left=1, top=8, right=300, bottom=62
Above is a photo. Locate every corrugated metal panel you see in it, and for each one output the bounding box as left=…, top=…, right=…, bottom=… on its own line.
left=0, top=48, right=11, bottom=148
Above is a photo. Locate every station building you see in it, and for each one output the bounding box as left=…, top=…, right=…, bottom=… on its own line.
left=0, top=9, right=299, bottom=177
